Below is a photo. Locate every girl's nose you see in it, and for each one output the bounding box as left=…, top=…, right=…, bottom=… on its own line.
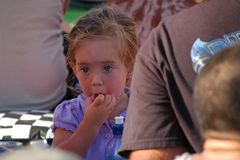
left=92, top=74, right=104, bottom=87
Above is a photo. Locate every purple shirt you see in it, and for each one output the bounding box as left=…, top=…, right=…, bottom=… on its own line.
left=53, top=94, right=127, bottom=160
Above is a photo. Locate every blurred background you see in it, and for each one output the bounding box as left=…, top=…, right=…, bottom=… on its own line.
left=64, top=0, right=106, bottom=27
left=65, top=0, right=196, bottom=45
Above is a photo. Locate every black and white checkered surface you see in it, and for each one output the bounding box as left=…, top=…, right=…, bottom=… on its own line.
left=0, top=111, right=54, bottom=142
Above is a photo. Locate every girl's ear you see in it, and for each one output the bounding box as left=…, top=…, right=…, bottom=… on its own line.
left=69, top=62, right=77, bottom=75
left=126, top=72, right=132, bottom=88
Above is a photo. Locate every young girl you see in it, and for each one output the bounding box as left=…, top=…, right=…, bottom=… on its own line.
left=52, top=5, right=138, bottom=160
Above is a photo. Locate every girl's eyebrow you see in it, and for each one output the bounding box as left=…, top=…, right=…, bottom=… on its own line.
left=101, top=61, right=116, bottom=64
left=77, top=61, right=116, bottom=65
left=76, top=62, right=88, bottom=66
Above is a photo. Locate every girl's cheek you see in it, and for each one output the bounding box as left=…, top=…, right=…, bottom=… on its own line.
left=112, top=89, right=124, bottom=98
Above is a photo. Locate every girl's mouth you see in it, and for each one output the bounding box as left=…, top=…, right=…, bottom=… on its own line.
left=93, top=93, right=104, bottom=100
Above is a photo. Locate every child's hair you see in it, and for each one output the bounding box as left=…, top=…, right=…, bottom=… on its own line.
left=194, top=44, right=240, bottom=140
left=67, top=5, right=138, bottom=69
left=66, top=5, right=138, bottom=93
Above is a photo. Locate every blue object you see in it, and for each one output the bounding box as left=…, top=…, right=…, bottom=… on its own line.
left=105, top=116, right=126, bottom=160
left=191, top=30, right=240, bottom=74
left=0, top=141, right=23, bottom=155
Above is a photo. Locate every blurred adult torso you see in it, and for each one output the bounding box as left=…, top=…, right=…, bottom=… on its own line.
left=0, top=0, right=68, bottom=111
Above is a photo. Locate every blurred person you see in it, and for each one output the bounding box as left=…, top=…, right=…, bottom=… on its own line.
left=0, top=0, right=69, bottom=111
left=0, top=145, right=82, bottom=160
left=119, top=0, right=240, bottom=159
left=176, top=44, right=240, bottom=160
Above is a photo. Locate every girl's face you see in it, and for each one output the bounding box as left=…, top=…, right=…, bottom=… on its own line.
left=71, top=38, right=128, bottom=98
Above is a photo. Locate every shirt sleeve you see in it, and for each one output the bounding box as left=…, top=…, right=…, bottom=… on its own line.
left=52, top=99, right=83, bottom=133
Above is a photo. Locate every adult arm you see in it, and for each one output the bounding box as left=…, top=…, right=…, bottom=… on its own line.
left=129, top=148, right=187, bottom=160
left=61, top=0, right=72, bottom=33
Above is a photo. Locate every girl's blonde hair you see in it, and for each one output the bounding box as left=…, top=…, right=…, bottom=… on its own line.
left=67, top=5, right=138, bottom=71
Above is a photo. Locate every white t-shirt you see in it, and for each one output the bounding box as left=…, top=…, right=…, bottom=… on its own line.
left=0, top=0, right=68, bottom=111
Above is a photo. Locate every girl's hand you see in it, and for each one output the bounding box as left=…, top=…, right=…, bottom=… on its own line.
left=83, top=94, right=116, bottom=128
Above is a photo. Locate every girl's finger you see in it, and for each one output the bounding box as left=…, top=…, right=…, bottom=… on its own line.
left=103, top=94, right=112, bottom=106
left=85, top=96, right=94, bottom=106
left=93, top=94, right=105, bottom=106
left=109, top=96, right=116, bottom=107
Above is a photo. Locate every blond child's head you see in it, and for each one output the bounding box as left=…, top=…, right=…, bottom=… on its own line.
left=67, top=5, right=138, bottom=98
left=68, top=5, right=138, bottom=71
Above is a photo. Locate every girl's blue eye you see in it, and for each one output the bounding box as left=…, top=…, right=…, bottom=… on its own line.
left=103, top=65, right=112, bottom=73
left=80, top=67, right=90, bottom=74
